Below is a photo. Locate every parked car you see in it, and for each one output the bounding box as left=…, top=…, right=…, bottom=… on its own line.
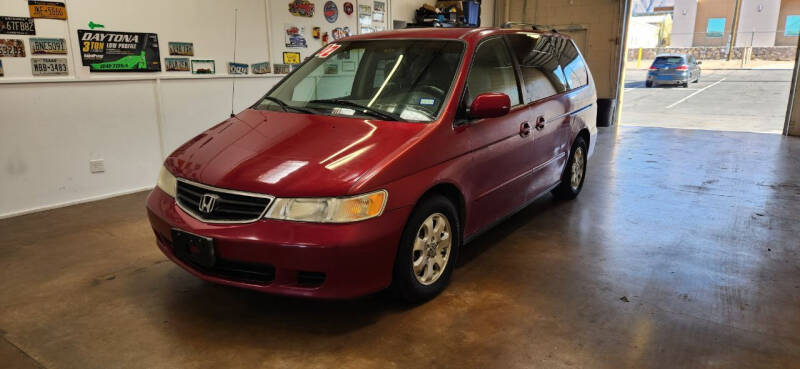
left=147, top=28, right=597, bottom=302
left=646, top=54, right=701, bottom=88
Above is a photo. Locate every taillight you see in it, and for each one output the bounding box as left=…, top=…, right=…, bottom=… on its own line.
left=675, top=65, right=688, bottom=71
left=649, top=66, right=658, bottom=70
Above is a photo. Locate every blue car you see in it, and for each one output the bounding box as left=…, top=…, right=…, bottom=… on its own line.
left=646, top=54, right=702, bottom=88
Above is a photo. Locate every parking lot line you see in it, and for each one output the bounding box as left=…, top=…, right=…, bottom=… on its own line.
left=665, top=78, right=727, bottom=109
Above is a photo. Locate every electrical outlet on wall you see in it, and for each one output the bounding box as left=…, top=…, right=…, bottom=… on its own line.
left=89, top=159, right=105, bottom=173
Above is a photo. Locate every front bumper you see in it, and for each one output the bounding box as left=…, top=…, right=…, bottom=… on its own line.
left=146, top=187, right=411, bottom=299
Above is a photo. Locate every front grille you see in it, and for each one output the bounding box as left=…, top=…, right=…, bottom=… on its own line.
left=175, top=179, right=273, bottom=223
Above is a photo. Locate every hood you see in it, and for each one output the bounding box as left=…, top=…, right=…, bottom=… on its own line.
left=165, top=109, right=427, bottom=197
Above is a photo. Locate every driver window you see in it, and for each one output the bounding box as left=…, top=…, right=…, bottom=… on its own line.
left=466, top=38, right=522, bottom=106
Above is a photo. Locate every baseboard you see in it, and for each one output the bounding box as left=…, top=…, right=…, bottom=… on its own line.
left=0, top=186, right=153, bottom=220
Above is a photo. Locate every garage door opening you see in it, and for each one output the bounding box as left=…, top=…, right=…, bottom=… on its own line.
left=619, top=2, right=798, bottom=135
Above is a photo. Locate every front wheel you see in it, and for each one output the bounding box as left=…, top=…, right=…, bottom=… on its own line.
left=392, top=195, right=461, bottom=303
left=552, top=136, right=588, bottom=200
left=645, top=81, right=653, bottom=88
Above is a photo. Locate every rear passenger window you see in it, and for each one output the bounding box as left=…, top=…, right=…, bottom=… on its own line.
left=466, top=38, right=522, bottom=106
left=507, top=34, right=567, bottom=102
left=559, top=40, right=588, bottom=89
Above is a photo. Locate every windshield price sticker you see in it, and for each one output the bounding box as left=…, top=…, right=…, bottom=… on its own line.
left=316, top=43, right=341, bottom=58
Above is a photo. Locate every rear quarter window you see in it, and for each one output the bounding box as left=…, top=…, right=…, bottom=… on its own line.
left=558, top=40, right=588, bottom=90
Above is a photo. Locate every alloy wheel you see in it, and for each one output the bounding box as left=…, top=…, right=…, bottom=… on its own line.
left=570, top=146, right=585, bottom=191
left=412, top=213, right=452, bottom=285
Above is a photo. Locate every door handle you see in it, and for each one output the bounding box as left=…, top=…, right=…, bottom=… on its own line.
left=519, top=122, right=531, bottom=137
left=534, top=116, right=546, bottom=131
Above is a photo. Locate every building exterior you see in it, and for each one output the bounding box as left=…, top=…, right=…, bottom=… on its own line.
left=671, top=0, right=800, bottom=47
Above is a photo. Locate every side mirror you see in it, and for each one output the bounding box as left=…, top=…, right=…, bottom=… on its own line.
left=469, top=93, right=511, bottom=119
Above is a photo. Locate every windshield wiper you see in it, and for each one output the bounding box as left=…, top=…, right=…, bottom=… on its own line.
left=262, top=96, right=316, bottom=114
left=309, top=99, right=405, bottom=122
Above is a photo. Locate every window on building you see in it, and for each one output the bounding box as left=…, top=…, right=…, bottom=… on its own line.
left=706, top=18, right=726, bottom=38
left=785, top=15, right=800, bottom=37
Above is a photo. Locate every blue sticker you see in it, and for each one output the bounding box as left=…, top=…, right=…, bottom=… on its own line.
left=419, top=97, right=436, bottom=106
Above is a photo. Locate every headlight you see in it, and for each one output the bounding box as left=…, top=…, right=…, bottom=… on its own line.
left=265, top=190, right=387, bottom=223
left=156, top=166, right=177, bottom=197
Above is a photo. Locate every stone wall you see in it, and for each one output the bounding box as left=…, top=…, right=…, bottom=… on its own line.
left=626, top=46, right=797, bottom=61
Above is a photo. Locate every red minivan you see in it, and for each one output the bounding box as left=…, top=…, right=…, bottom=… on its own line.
left=147, top=27, right=596, bottom=302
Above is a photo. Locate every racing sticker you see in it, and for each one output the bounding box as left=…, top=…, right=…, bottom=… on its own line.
left=77, top=30, right=162, bottom=72
left=0, top=39, right=25, bottom=57
left=0, top=16, right=36, bottom=35
left=228, top=62, right=248, bottom=75
left=31, top=57, right=69, bottom=76
left=165, top=57, right=189, bottom=72
left=28, top=1, right=68, bottom=20
left=30, top=38, right=67, bottom=54
left=252, top=62, right=271, bottom=74
left=316, top=43, right=340, bottom=58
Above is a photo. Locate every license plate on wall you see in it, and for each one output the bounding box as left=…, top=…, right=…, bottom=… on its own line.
left=30, top=38, right=67, bottom=54
left=0, top=39, right=25, bottom=57
left=31, top=58, right=69, bottom=76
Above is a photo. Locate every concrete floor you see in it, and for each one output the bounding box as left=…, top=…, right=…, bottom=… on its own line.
left=1, top=126, right=799, bottom=369
left=622, top=69, right=791, bottom=134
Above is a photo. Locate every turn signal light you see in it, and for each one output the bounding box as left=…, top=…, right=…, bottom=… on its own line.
left=675, top=65, right=689, bottom=71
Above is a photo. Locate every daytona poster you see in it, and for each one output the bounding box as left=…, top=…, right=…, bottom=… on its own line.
left=77, top=30, right=161, bottom=72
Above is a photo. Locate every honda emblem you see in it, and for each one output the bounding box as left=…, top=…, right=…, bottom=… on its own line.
left=198, top=194, right=220, bottom=213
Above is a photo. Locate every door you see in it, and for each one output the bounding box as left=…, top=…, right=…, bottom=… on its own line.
left=461, top=37, right=533, bottom=235
left=506, top=33, right=571, bottom=196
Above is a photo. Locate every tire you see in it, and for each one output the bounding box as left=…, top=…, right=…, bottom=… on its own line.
left=552, top=136, right=588, bottom=200
left=682, top=82, right=689, bottom=88
left=392, top=195, right=461, bottom=303
left=645, top=81, right=653, bottom=88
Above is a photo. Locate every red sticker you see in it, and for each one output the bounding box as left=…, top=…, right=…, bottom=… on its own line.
left=317, top=43, right=341, bottom=58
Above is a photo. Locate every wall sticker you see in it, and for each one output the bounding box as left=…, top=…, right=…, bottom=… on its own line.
left=77, top=30, right=161, bottom=72
left=324, top=1, right=339, bottom=23
left=289, top=0, right=315, bottom=17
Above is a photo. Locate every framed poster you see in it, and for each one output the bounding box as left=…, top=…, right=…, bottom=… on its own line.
left=165, top=57, right=190, bottom=71
left=28, top=1, right=68, bottom=20
left=168, top=42, right=193, bottom=56
left=252, top=62, right=270, bottom=74
left=77, top=30, right=161, bottom=72
left=228, top=62, right=248, bottom=74
left=31, top=57, right=68, bottom=76
left=191, top=59, right=215, bottom=74
left=273, top=63, right=290, bottom=74
left=0, top=17, right=36, bottom=35
left=283, top=51, right=301, bottom=64
left=30, top=38, right=67, bottom=54
left=0, top=39, right=25, bottom=57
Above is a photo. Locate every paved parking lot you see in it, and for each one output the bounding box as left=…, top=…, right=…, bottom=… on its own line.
left=621, top=69, right=793, bottom=134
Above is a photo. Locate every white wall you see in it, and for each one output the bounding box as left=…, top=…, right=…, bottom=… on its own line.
left=736, top=0, right=782, bottom=47
left=671, top=0, right=698, bottom=47
left=0, top=0, right=282, bottom=218
left=628, top=18, right=660, bottom=47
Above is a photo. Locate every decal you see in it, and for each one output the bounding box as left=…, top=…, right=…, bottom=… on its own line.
left=332, top=107, right=355, bottom=115
left=168, top=42, right=194, bottom=56
left=283, top=51, right=301, bottom=64
left=273, top=63, right=291, bottom=74
left=343, top=2, right=354, bottom=15
left=288, top=0, right=315, bottom=17
left=165, top=57, right=190, bottom=71
left=0, top=17, right=36, bottom=35
left=252, top=62, right=271, bottom=74
left=0, top=39, right=25, bottom=57
left=316, top=43, right=340, bottom=58
left=312, top=27, right=321, bottom=39
left=419, top=97, right=436, bottom=106
left=331, top=26, right=350, bottom=40
left=191, top=59, right=215, bottom=74
left=284, top=24, right=307, bottom=48
left=77, top=30, right=161, bottom=72
left=29, top=38, right=67, bottom=54
left=28, top=1, right=67, bottom=20
left=31, top=57, right=68, bottom=76
left=324, top=1, right=338, bottom=23
left=228, top=62, right=248, bottom=75
left=88, top=21, right=104, bottom=29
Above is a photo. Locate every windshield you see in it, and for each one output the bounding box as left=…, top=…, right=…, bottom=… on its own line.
left=254, top=40, right=465, bottom=122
